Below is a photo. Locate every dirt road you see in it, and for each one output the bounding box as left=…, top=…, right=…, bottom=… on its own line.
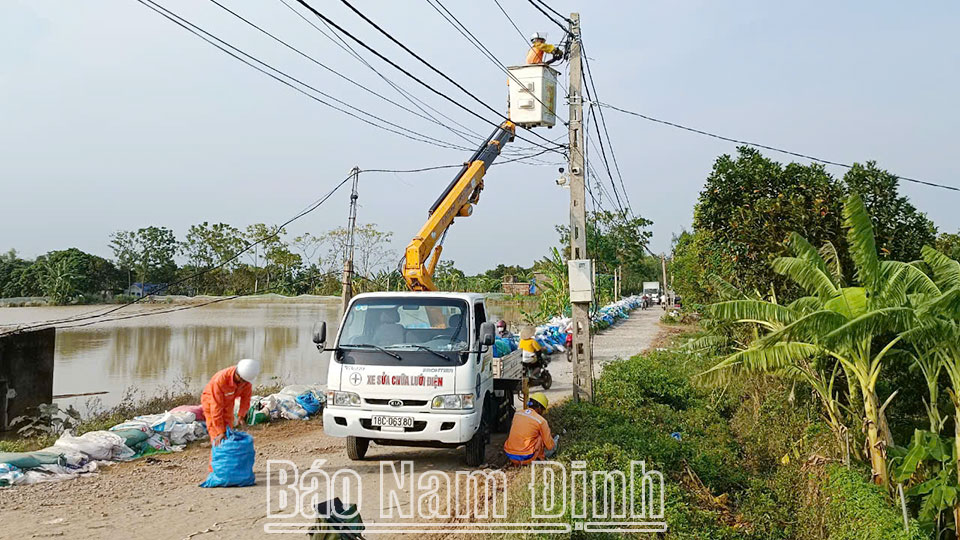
left=0, top=307, right=666, bottom=539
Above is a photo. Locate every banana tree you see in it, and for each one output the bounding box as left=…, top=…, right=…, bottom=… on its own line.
left=905, top=245, right=960, bottom=534
left=703, top=195, right=937, bottom=486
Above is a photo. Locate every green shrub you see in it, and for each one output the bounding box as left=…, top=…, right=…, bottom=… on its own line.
left=819, top=465, right=925, bottom=540
left=597, top=351, right=698, bottom=411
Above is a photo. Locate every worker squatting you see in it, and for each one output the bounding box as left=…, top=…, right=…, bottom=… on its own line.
left=265, top=459, right=665, bottom=521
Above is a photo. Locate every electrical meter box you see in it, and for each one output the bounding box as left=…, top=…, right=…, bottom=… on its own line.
left=568, top=259, right=594, bottom=303
left=507, top=64, right=559, bottom=128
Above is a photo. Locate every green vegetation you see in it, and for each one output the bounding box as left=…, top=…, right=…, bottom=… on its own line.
left=671, top=147, right=936, bottom=306
left=504, top=337, right=922, bottom=538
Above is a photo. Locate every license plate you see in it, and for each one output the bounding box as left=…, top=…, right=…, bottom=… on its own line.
left=371, top=415, right=414, bottom=428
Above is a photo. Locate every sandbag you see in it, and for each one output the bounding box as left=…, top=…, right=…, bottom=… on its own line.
left=200, top=429, right=256, bottom=488
left=135, top=411, right=196, bottom=430
left=53, top=431, right=135, bottom=461
left=0, top=451, right=64, bottom=470
left=113, top=428, right=150, bottom=449
left=171, top=404, right=205, bottom=421
left=109, top=420, right=152, bottom=433
left=295, top=392, right=321, bottom=416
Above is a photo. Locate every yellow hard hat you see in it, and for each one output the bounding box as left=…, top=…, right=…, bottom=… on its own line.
left=528, top=392, right=549, bottom=410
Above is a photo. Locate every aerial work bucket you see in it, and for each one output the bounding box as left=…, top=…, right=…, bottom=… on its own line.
left=507, top=64, right=559, bottom=128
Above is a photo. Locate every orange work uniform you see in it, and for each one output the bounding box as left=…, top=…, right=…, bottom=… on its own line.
left=504, top=408, right=555, bottom=464
left=526, top=42, right=558, bottom=64
left=201, top=366, right=252, bottom=443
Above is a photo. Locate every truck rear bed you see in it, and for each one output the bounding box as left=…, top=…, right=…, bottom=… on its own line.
left=494, top=349, right=522, bottom=381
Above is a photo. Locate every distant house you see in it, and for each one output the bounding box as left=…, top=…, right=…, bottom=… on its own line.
left=125, top=283, right=164, bottom=298
left=502, top=275, right=540, bottom=296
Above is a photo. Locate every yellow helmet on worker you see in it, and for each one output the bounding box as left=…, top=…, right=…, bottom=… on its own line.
left=528, top=392, right=549, bottom=410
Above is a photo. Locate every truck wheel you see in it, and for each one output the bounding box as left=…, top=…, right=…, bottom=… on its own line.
left=541, top=371, right=553, bottom=390
left=346, top=436, right=369, bottom=460
left=465, top=416, right=489, bottom=467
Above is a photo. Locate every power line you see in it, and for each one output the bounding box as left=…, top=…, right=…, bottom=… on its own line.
left=425, top=0, right=566, bottom=122
left=205, top=0, right=482, bottom=150
left=596, top=101, right=960, bottom=193
left=274, top=0, right=486, bottom=147
left=0, top=167, right=355, bottom=337
left=318, top=0, right=565, bottom=153
left=530, top=0, right=573, bottom=25
left=523, top=0, right=569, bottom=35
left=360, top=147, right=562, bottom=174
left=492, top=0, right=527, bottom=43
left=580, top=42, right=634, bottom=215
left=137, top=0, right=475, bottom=153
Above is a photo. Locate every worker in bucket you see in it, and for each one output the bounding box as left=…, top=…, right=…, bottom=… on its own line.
left=201, top=358, right=260, bottom=447
left=526, top=32, right=563, bottom=65
left=504, top=392, right=558, bottom=464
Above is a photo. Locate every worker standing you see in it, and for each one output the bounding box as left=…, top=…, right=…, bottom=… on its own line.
left=201, top=359, right=260, bottom=447
left=526, top=32, right=563, bottom=65
left=504, top=392, right=558, bottom=464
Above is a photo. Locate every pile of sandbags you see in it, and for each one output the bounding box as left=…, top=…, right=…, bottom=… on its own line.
left=245, top=384, right=325, bottom=422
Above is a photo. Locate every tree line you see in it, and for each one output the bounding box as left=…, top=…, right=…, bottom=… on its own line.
left=0, top=222, right=395, bottom=303
left=1, top=210, right=661, bottom=305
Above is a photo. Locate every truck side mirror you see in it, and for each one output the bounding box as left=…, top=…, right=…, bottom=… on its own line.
left=312, top=322, right=327, bottom=350
left=479, top=322, right=496, bottom=347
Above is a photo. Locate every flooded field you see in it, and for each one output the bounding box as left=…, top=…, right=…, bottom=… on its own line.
left=0, top=295, right=532, bottom=412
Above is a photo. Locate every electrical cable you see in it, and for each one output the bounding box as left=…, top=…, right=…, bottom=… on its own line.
left=138, top=0, right=473, bottom=152
left=523, top=0, right=570, bottom=36
left=360, top=146, right=562, bottom=174
left=274, top=0, right=486, bottom=147
left=206, top=0, right=484, bottom=149
left=425, top=0, right=566, bottom=122
left=310, top=0, right=565, bottom=153
left=530, top=0, right=573, bottom=25
left=580, top=42, right=634, bottom=215
left=492, top=0, right=527, bottom=43
left=596, top=100, right=960, bottom=193
left=0, top=169, right=355, bottom=337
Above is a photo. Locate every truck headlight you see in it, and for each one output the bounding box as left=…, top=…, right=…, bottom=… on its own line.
left=431, top=393, right=475, bottom=410
left=327, top=391, right=360, bottom=407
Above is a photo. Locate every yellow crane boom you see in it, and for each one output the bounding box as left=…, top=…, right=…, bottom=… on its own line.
left=403, top=121, right=516, bottom=291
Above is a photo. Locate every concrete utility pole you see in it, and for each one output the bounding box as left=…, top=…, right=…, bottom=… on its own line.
left=341, top=167, right=360, bottom=313
left=567, top=12, right=594, bottom=402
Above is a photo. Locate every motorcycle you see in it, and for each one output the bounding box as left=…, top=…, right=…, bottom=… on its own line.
left=524, top=351, right=553, bottom=390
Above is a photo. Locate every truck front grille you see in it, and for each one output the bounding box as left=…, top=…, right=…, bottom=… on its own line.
left=364, top=398, right=428, bottom=407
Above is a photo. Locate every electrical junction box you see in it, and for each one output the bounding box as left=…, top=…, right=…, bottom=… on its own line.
left=568, top=259, right=594, bottom=303
left=507, top=64, right=559, bottom=128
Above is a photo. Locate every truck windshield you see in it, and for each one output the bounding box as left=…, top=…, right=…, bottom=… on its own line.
left=339, top=297, right=470, bottom=353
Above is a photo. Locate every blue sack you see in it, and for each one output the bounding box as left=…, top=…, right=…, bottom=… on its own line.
left=200, top=429, right=256, bottom=488
left=296, top=392, right=321, bottom=416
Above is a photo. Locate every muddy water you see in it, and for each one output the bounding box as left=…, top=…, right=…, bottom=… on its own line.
left=0, top=296, right=531, bottom=413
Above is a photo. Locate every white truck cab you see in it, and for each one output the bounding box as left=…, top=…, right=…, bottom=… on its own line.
left=316, top=292, right=521, bottom=466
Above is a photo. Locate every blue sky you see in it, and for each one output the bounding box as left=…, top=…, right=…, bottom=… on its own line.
left=2, top=1, right=958, bottom=273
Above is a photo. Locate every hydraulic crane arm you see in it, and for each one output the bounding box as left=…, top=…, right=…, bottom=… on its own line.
left=403, top=121, right=516, bottom=291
